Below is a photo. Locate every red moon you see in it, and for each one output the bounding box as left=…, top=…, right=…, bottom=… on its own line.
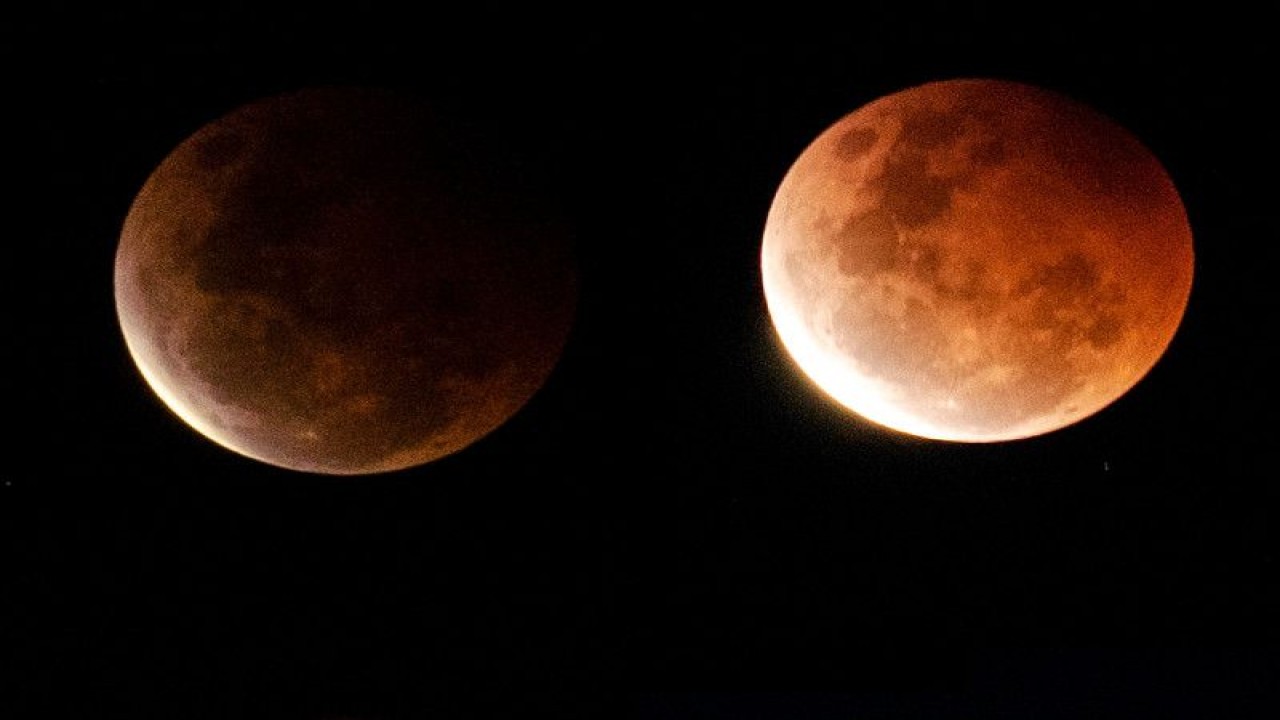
left=115, top=87, right=577, bottom=474
left=761, top=78, right=1194, bottom=442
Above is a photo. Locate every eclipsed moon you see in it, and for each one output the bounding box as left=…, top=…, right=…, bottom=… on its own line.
left=761, top=78, right=1194, bottom=442
left=115, top=87, right=577, bottom=474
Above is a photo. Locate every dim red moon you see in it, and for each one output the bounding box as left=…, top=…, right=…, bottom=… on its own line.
left=115, top=87, right=576, bottom=474
left=761, top=78, right=1194, bottom=442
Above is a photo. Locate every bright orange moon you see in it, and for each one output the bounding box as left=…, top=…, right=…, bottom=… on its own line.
left=761, top=78, right=1194, bottom=442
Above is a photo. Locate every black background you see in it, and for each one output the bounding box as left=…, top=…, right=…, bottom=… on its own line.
left=7, top=5, right=1278, bottom=718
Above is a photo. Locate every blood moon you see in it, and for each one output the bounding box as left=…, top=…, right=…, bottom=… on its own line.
left=761, top=78, right=1194, bottom=442
left=114, top=87, right=577, bottom=474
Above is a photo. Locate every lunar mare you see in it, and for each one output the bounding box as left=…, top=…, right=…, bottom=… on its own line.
left=115, top=87, right=576, bottom=474
left=761, top=78, right=1194, bottom=442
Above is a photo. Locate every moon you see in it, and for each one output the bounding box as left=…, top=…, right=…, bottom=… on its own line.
left=761, top=78, right=1194, bottom=442
left=114, top=87, right=577, bottom=474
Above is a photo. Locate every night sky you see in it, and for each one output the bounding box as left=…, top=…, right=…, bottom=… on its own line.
left=8, top=6, right=1278, bottom=719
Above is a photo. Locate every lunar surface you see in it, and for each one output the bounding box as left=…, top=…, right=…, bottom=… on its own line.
left=115, top=87, right=577, bottom=474
left=761, top=78, right=1194, bottom=442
